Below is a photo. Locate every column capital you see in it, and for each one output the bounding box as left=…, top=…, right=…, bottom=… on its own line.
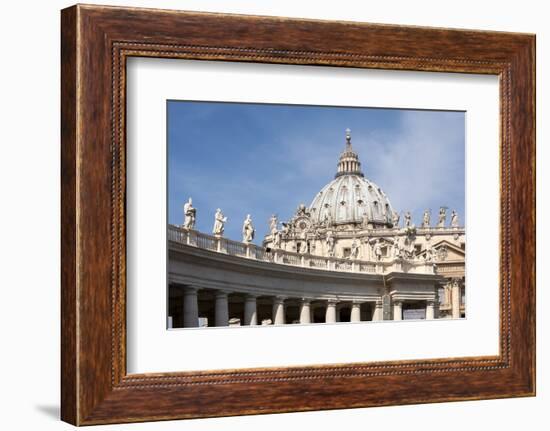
left=326, top=299, right=338, bottom=306
left=215, top=290, right=230, bottom=299
left=183, top=286, right=198, bottom=295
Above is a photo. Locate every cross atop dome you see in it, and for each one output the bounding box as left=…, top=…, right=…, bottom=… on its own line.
left=335, top=128, right=364, bottom=178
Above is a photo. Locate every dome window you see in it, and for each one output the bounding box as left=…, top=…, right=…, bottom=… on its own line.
left=357, top=199, right=364, bottom=205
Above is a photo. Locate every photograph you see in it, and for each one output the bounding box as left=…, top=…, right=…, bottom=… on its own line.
left=167, top=101, right=466, bottom=328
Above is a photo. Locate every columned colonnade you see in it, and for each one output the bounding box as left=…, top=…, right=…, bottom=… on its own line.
left=174, top=285, right=437, bottom=328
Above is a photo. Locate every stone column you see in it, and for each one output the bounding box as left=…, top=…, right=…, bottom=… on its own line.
left=272, top=297, right=286, bottom=325
left=350, top=302, right=362, bottom=322
left=182, top=287, right=199, bottom=328
left=426, top=300, right=436, bottom=320
left=215, top=291, right=229, bottom=327
left=325, top=300, right=337, bottom=323
left=382, top=294, right=392, bottom=320
left=299, top=299, right=311, bottom=324
left=451, top=280, right=461, bottom=319
left=393, top=300, right=403, bottom=321
left=373, top=301, right=384, bottom=321
left=444, top=284, right=452, bottom=307
left=244, top=294, right=258, bottom=326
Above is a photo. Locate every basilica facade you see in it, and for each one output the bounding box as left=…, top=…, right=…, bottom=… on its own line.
left=168, top=130, right=465, bottom=328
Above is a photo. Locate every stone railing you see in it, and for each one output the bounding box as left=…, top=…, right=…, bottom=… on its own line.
left=168, top=224, right=435, bottom=275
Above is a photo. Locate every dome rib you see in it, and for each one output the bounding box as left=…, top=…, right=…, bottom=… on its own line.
left=309, top=175, right=394, bottom=227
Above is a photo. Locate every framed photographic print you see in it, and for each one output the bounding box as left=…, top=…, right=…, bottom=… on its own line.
left=61, top=4, right=535, bottom=425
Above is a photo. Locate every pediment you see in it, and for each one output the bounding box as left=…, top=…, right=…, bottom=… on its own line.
left=414, top=239, right=464, bottom=262
left=432, top=240, right=465, bottom=261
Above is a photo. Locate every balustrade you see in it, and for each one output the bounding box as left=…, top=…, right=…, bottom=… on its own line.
left=168, top=224, right=444, bottom=276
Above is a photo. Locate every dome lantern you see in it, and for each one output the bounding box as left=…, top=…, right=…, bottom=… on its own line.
left=335, top=128, right=364, bottom=178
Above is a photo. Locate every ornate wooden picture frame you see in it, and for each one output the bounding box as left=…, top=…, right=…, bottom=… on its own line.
left=61, top=4, right=535, bottom=425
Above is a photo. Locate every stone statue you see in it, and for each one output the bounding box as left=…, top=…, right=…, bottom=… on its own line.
left=183, top=197, right=196, bottom=229
left=272, top=230, right=281, bottom=249
left=451, top=210, right=459, bottom=227
left=282, top=222, right=291, bottom=236
left=269, top=214, right=278, bottom=234
left=326, top=230, right=335, bottom=257
left=422, top=209, right=431, bottom=228
left=212, top=208, right=227, bottom=236
left=404, top=211, right=412, bottom=228
left=402, top=228, right=417, bottom=259
left=350, top=238, right=360, bottom=260
left=438, top=207, right=447, bottom=227
left=296, top=203, right=309, bottom=217
left=425, top=241, right=434, bottom=262
left=393, top=237, right=401, bottom=259
left=373, top=240, right=383, bottom=261
left=392, top=211, right=400, bottom=228
left=242, top=214, right=255, bottom=243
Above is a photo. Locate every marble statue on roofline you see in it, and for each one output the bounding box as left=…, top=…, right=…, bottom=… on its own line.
left=422, top=209, right=431, bottom=228
left=451, top=210, right=459, bottom=227
left=213, top=208, right=227, bottom=236
left=438, top=207, right=447, bottom=227
left=242, top=214, right=255, bottom=243
left=183, top=197, right=196, bottom=230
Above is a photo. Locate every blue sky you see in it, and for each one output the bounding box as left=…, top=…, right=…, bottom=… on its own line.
left=168, top=101, right=465, bottom=243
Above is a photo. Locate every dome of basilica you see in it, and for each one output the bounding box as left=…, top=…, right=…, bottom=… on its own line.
left=308, top=129, right=395, bottom=228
